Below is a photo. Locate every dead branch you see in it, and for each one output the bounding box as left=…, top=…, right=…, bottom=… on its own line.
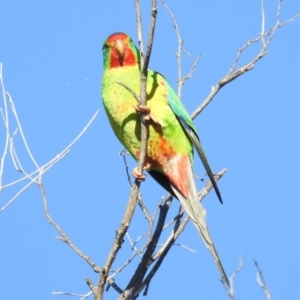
left=0, top=68, right=99, bottom=212
left=160, top=0, right=201, bottom=98
left=191, top=1, right=300, bottom=119
left=224, top=256, right=243, bottom=300
left=96, top=185, right=141, bottom=299
left=137, top=195, right=152, bottom=224
left=39, top=181, right=102, bottom=273
left=119, top=149, right=132, bottom=187
left=118, top=195, right=173, bottom=300
left=253, top=259, right=272, bottom=300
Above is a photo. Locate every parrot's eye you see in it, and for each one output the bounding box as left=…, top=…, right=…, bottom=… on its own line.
left=102, top=43, right=109, bottom=51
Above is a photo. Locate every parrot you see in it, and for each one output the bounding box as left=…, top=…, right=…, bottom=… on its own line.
left=101, top=32, right=229, bottom=286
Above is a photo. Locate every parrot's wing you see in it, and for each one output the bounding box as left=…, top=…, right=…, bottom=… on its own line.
left=178, top=117, right=222, bottom=204
left=159, top=74, right=222, bottom=203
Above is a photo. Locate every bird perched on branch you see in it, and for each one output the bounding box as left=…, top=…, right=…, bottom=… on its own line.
left=101, top=32, right=229, bottom=286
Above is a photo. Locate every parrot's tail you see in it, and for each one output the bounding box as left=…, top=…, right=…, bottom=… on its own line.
left=170, top=161, right=229, bottom=287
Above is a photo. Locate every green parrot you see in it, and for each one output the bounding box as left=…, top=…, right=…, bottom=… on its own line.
left=102, top=32, right=229, bottom=286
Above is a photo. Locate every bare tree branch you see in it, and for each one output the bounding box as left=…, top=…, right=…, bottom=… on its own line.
left=6, top=91, right=39, bottom=169
left=126, top=232, right=145, bottom=256
left=39, top=181, right=102, bottom=273
left=108, top=244, right=147, bottom=281
left=119, top=149, right=132, bottom=187
left=0, top=64, right=11, bottom=189
left=106, top=278, right=124, bottom=294
left=137, top=195, right=152, bottom=224
left=253, top=259, right=272, bottom=300
left=96, top=185, right=141, bottom=299
left=118, top=195, right=174, bottom=299
left=52, top=291, right=92, bottom=299
left=224, top=256, right=243, bottom=300
left=160, top=0, right=201, bottom=98
left=191, top=1, right=300, bottom=119
left=160, top=0, right=183, bottom=97
left=0, top=107, right=99, bottom=213
left=180, top=49, right=201, bottom=88
left=0, top=64, right=100, bottom=215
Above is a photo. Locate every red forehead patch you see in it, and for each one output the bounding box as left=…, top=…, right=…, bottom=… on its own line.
left=107, top=32, right=129, bottom=44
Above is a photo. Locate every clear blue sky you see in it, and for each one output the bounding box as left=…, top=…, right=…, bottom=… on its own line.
left=1, top=1, right=300, bottom=299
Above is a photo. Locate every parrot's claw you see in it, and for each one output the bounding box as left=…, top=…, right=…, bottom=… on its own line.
left=135, top=105, right=161, bottom=125
left=135, top=104, right=150, bottom=114
left=143, top=162, right=152, bottom=171
left=132, top=162, right=152, bottom=181
left=132, top=167, right=146, bottom=181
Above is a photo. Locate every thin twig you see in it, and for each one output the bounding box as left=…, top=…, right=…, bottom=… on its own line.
left=137, top=194, right=152, bottom=223
left=52, top=291, right=91, bottom=298
left=106, top=278, right=123, bottom=294
left=261, top=0, right=266, bottom=46
left=96, top=184, right=141, bottom=299
left=253, top=259, right=272, bottom=300
left=180, top=50, right=201, bottom=85
left=117, top=82, right=140, bottom=104
left=162, top=213, right=180, bottom=231
left=126, top=232, right=144, bottom=255
left=6, top=92, right=39, bottom=169
left=160, top=1, right=201, bottom=98
left=119, top=149, right=132, bottom=187
left=276, top=0, right=282, bottom=24
left=172, top=243, right=196, bottom=253
left=225, top=256, right=243, bottom=300
left=108, top=244, right=147, bottom=281
left=160, top=0, right=183, bottom=97
left=191, top=6, right=300, bottom=119
left=40, top=181, right=102, bottom=273
left=0, top=64, right=10, bottom=190
left=86, top=279, right=97, bottom=298
left=0, top=155, right=68, bottom=212
left=0, top=110, right=99, bottom=212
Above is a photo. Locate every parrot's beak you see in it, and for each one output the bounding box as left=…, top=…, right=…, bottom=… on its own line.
left=114, top=40, right=125, bottom=58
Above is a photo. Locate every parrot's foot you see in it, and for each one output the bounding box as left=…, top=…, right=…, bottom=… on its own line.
left=135, top=104, right=150, bottom=114
left=132, top=167, right=146, bottom=181
left=135, top=105, right=160, bottom=125
left=132, top=162, right=152, bottom=181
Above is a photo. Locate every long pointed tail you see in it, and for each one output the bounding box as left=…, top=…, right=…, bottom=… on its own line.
left=171, top=164, right=229, bottom=286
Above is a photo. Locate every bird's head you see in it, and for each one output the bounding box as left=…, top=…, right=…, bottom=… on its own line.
left=102, top=32, right=140, bottom=69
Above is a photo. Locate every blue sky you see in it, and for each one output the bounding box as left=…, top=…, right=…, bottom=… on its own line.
left=1, top=1, right=300, bottom=299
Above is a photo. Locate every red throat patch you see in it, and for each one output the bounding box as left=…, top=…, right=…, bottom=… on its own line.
left=107, top=33, right=138, bottom=68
